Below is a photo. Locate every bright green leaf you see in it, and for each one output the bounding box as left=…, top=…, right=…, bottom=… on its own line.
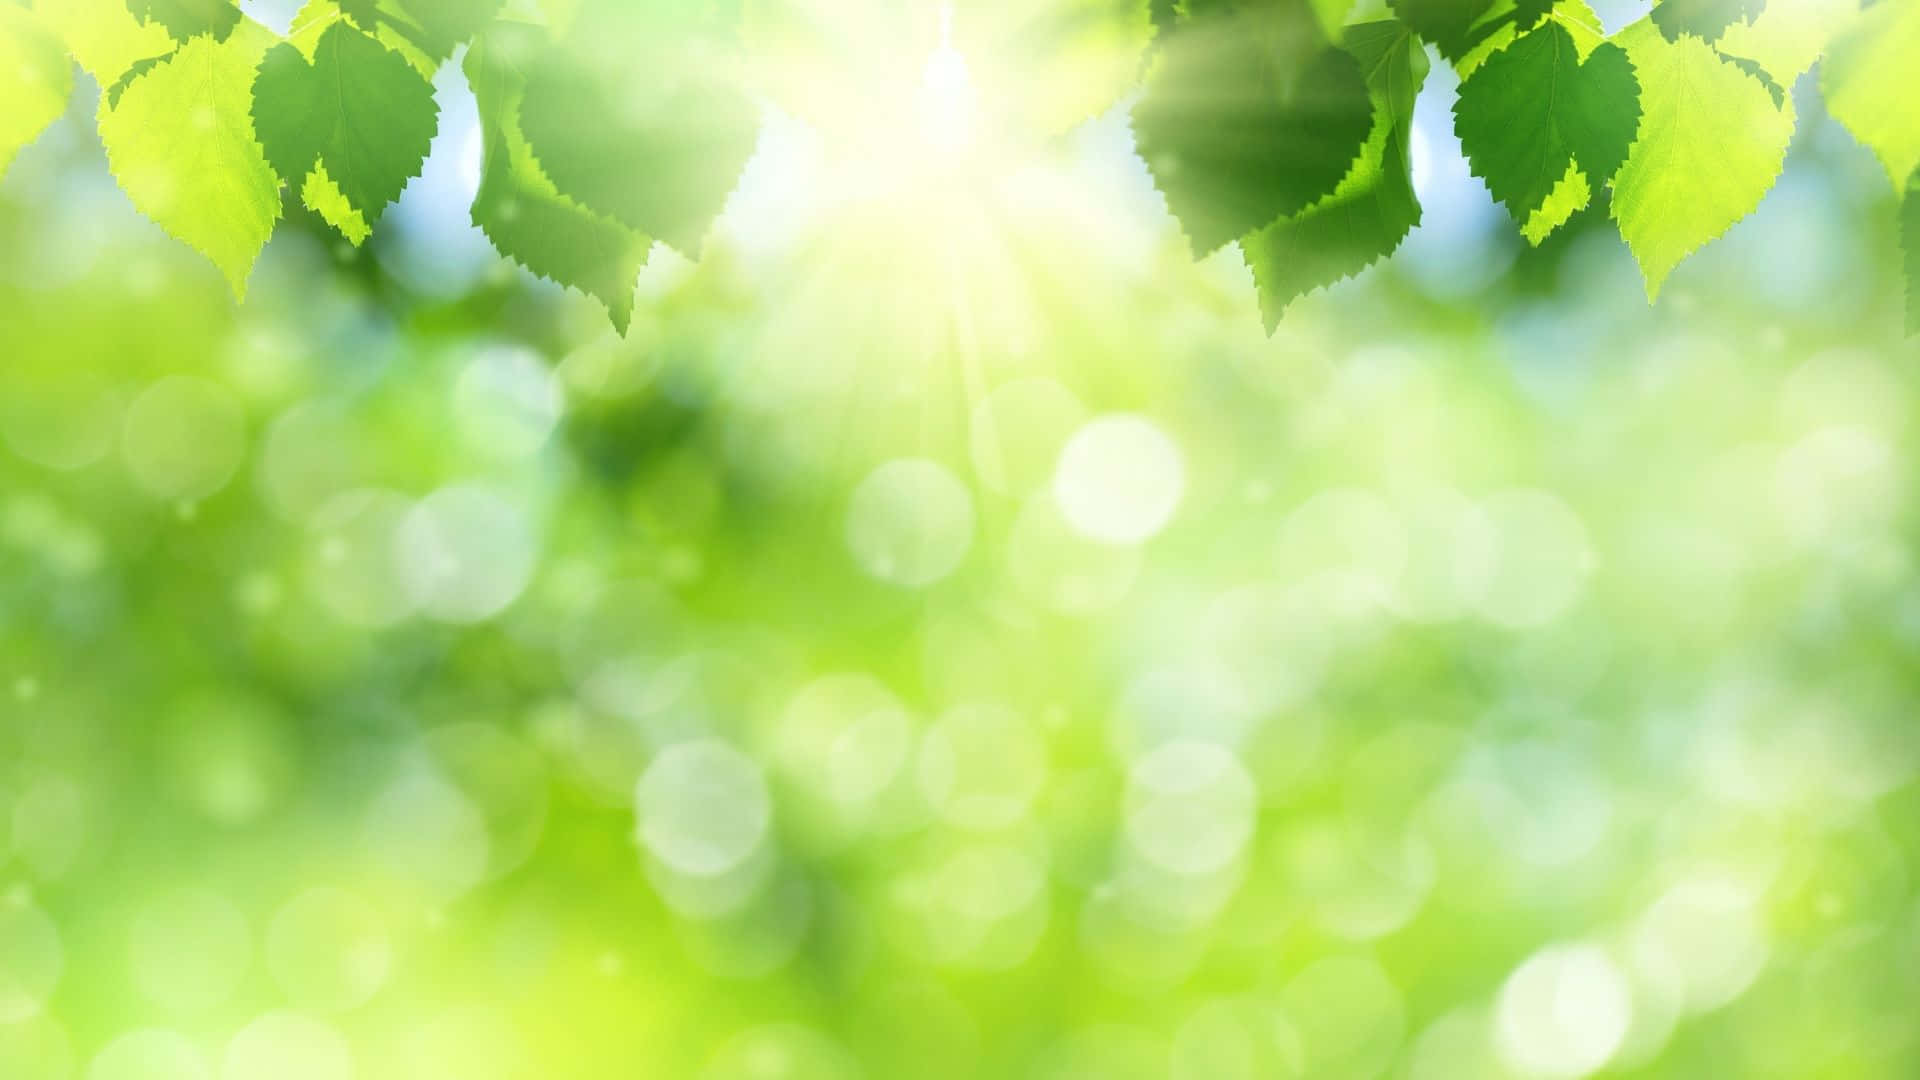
left=32, top=0, right=175, bottom=84
left=1821, top=0, right=1920, bottom=191
left=467, top=20, right=651, bottom=333
left=98, top=21, right=280, bottom=298
left=1610, top=17, right=1794, bottom=299
left=252, top=22, right=440, bottom=231
left=1241, top=20, right=1429, bottom=328
left=302, top=163, right=372, bottom=245
left=1134, top=0, right=1374, bottom=255
left=0, top=4, right=72, bottom=181
left=1454, top=22, right=1639, bottom=229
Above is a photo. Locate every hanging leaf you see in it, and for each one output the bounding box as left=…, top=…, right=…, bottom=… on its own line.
left=1821, top=0, right=1920, bottom=191
left=0, top=4, right=73, bottom=181
left=517, top=0, right=760, bottom=257
left=1610, top=17, right=1794, bottom=299
left=1133, top=0, right=1373, bottom=255
left=1454, top=21, right=1640, bottom=229
left=466, top=19, right=654, bottom=333
left=1241, top=19, right=1428, bottom=327
left=251, top=21, right=441, bottom=235
left=98, top=21, right=281, bottom=297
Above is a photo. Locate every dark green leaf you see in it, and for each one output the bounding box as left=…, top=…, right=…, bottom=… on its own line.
left=1723, top=54, right=1785, bottom=108
left=341, top=0, right=507, bottom=61
left=125, top=0, right=241, bottom=42
left=103, top=53, right=171, bottom=109
left=1388, top=0, right=1497, bottom=58
left=251, top=22, right=440, bottom=224
left=1454, top=22, right=1640, bottom=225
left=1133, top=0, right=1374, bottom=255
left=1242, top=21, right=1428, bottom=328
left=1651, top=0, right=1765, bottom=42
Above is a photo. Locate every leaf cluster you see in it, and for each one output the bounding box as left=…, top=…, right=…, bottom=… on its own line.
left=0, top=0, right=1915, bottom=333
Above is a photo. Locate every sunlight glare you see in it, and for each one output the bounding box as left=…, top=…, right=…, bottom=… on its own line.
left=918, top=7, right=978, bottom=159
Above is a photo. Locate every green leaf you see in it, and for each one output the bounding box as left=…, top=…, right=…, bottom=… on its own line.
left=1820, top=0, right=1920, bottom=191
left=127, top=0, right=243, bottom=43
left=1610, top=17, right=1794, bottom=299
left=1716, top=0, right=1857, bottom=87
left=98, top=21, right=281, bottom=298
left=1241, top=20, right=1429, bottom=328
left=32, top=0, right=176, bottom=84
left=287, top=0, right=438, bottom=77
left=1456, top=0, right=1602, bottom=75
left=301, top=163, right=372, bottom=245
left=105, top=55, right=174, bottom=109
left=517, top=1, right=760, bottom=256
left=1904, top=174, right=1919, bottom=336
left=0, top=4, right=72, bottom=181
left=337, top=0, right=507, bottom=61
left=1454, top=22, right=1640, bottom=228
left=467, top=20, right=651, bottom=333
left=1387, top=0, right=1496, bottom=58
left=1133, top=0, right=1374, bottom=255
left=251, top=22, right=440, bottom=233
left=1649, top=0, right=1764, bottom=43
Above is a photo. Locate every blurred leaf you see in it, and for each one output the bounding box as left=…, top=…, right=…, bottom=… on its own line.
left=288, top=0, right=438, bottom=76
left=1387, top=0, right=1496, bottom=58
left=339, top=0, right=508, bottom=61
left=104, top=54, right=168, bottom=108
left=1716, top=0, right=1858, bottom=86
left=98, top=20, right=280, bottom=298
left=126, top=0, right=242, bottom=42
left=1610, top=17, right=1793, bottom=299
left=1134, top=0, right=1374, bottom=255
left=1903, top=174, right=1919, bottom=334
left=32, top=0, right=175, bottom=84
left=1650, top=0, right=1764, bottom=43
left=1455, top=22, right=1639, bottom=229
left=1820, top=0, right=1920, bottom=191
left=1240, top=19, right=1427, bottom=327
left=0, top=4, right=71, bottom=180
left=252, top=22, right=440, bottom=235
left=517, top=0, right=759, bottom=256
left=467, top=20, right=652, bottom=333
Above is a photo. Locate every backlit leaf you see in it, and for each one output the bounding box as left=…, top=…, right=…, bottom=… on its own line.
left=1134, top=0, right=1374, bottom=255
left=98, top=21, right=281, bottom=297
left=0, top=4, right=72, bottom=181
left=1821, top=0, right=1920, bottom=190
left=1610, top=17, right=1794, bottom=299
